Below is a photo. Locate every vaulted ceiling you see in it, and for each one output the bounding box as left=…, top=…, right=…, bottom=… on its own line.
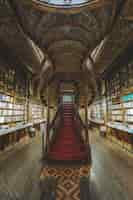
left=93, top=0, right=133, bottom=74
left=0, top=0, right=132, bottom=105
left=13, top=0, right=113, bottom=74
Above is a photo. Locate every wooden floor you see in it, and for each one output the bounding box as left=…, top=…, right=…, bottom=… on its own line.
left=0, top=136, right=42, bottom=200
left=0, top=132, right=133, bottom=200
left=90, top=132, right=133, bottom=200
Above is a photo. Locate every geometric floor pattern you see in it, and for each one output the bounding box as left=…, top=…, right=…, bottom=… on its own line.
left=41, top=165, right=90, bottom=200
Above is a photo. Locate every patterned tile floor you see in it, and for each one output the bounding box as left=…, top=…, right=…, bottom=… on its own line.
left=40, top=165, right=90, bottom=200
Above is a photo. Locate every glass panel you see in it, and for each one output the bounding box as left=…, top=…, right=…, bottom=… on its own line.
left=63, top=95, right=74, bottom=103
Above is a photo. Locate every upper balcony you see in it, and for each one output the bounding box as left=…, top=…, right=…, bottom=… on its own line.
left=37, top=0, right=90, bottom=7
left=32, top=0, right=98, bottom=12
left=31, top=0, right=111, bottom=14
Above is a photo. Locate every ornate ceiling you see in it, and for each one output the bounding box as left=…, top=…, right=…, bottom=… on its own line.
left=0, top=0, right=132, bottom=105
left=93, top=0, right=133, bottom=74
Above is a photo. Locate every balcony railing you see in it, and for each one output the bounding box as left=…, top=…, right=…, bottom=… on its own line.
left=37, top=0, right=91, bottom=7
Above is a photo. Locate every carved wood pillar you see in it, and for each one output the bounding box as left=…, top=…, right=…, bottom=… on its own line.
left=85, top=96, right=89, bottom=145
left=46, top=87, right=50, bottom=153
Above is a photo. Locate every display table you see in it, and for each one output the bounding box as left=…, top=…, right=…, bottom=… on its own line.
left=33, top=119, right=46, bottom=126
left=0, top=120, right=46, bottom=151
left=0, top=123, right=33, bottom=137
left=89, top=118, right=106, bottom=136
left=89, top=118, right=104, bottom=125
left=107, top=122, right=133, bottom=135
left=0, top=119, right=46, bottom=137
left=107, top=122, right=133, bottom=152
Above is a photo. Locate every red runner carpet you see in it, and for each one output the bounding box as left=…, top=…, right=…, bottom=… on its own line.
left=48, top=103, right=88, bottom=161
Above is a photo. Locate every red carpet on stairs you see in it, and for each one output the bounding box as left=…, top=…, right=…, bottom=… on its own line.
left=48, top=103, right=88, bottom=162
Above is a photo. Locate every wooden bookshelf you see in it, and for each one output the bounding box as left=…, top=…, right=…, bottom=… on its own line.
left=29, top=101, right=45, bottom=123
left=0, top=67, right=27, bottom=129
left=0, top=60, right=47, bottom=151
left=105, top=59, right=133, bottom=152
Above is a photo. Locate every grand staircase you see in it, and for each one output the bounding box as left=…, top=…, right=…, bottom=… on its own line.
left=48, top=103, right=88, bottom=163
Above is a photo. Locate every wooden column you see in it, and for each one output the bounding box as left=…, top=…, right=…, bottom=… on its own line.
left=41, top=104, right=45, bottom=158
left=85, top=97, right=89, bottom=145
left=46, top=87, right=50, bottom=153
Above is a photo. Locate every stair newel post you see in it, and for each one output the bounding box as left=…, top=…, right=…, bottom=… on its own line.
left=85, top=97, right=89, bottom=145
left=46, top=87, right=50, bottom=153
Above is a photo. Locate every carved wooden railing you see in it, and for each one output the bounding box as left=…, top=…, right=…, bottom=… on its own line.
left=45, top=105, right=62, bottom=155
left=34, top=0, right=92, bottom=7
left=74, top=108, right=92, bottom=162
left=74, top=110, right=87, bottom=144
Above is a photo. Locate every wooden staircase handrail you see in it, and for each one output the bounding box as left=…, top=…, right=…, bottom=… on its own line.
left=48, top=106, right=62, bottom=151
left=76, top=113, right=86, bottom=130
left=72, top=106, right=89, bottom=146
left=49, top=105, right=61, bottom=130
left=73, top=107, right=86, bottom=130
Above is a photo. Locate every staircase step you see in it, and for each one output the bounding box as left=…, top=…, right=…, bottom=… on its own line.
left=49, top=153, right=87, bottom=160
left=48, top=103, right=88, bottom=162
left=49, top=151, right=87, bottom=157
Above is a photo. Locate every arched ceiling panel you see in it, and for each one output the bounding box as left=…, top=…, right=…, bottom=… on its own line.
left=51, top=54, right=83, bottom=70
left=48, top=40, right=87, bottom=53
left=38, top=26, right=93, bottom=49
left=13, top=1, right=114, bottom=53
left=1, top=0, right=119, bottom=102
left=51, top=52, right=83, bottom=61
left=47, top=40, right=87, bottom=71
